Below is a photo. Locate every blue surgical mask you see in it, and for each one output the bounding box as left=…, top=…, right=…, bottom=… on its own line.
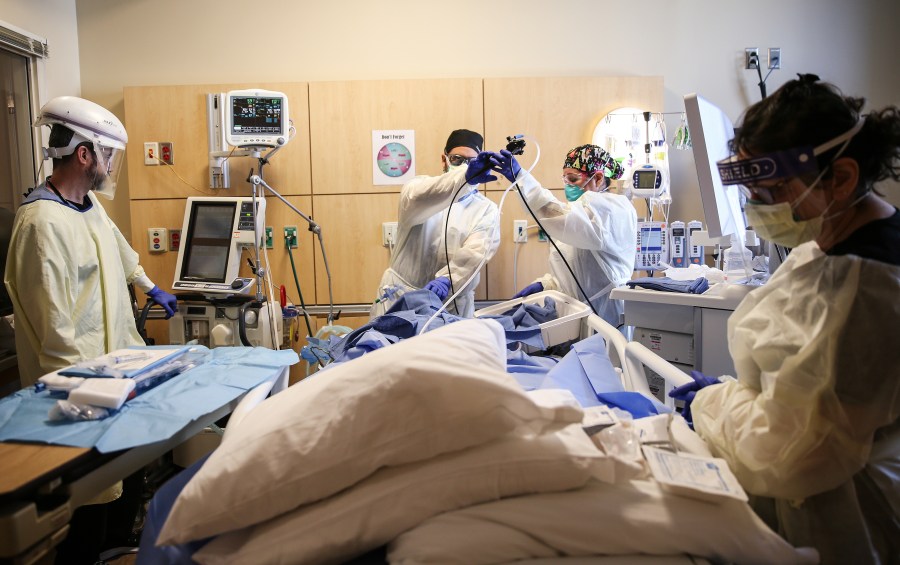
left=565, top=184, right=585, bottom=202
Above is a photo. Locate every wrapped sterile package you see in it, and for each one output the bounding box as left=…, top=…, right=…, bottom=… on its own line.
left=642, top=445, right=748, bottom=503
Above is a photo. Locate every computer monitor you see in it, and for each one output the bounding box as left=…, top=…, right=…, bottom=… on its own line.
left=224, top=89, right=289, bottom=148
left=172, top=197, right=266, bottom=295
left=684, top=93, right=747, bottom=240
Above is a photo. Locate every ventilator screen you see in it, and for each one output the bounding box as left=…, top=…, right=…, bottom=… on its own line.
left=180, top=202, right=236, bottom=282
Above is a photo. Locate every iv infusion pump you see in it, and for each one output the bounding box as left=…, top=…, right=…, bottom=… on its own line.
left=688, top=220, right=704, bottom=265
left=635, top=221, right=668, bottom=270
left=631, top=164, right=667, bottom=198
left=664, top=220, right=706, bottom=269
left=670, top=221, right=687, bottom=268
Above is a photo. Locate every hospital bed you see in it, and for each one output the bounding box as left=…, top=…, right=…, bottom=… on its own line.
left=133, top=314, right=816, bottom=565
left=0, top=348, right=294, bottom=564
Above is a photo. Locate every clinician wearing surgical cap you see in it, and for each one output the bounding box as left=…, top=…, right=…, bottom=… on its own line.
left=370, top=129, right=500, bottom=318
left=670, top=74, right=900, bottom=564
left=495, top=144, right=637, bottom=327
left=5, top=96, right=178, bottom=388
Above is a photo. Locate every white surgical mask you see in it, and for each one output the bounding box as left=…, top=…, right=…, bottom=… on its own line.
left=744, top=201, right=825, bottom=248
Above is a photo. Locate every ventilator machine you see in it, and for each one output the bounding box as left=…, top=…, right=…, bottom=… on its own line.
left=168, top=196, right=283, bottom=349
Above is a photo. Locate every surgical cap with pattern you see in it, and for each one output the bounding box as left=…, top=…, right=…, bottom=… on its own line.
left=563, top=144, right=625, bottom=180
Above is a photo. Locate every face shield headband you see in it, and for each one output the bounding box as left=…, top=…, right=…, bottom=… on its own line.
left=715, top=117, right=866, bottom=187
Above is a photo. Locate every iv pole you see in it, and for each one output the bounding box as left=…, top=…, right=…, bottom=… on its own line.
left=248, top=172, right=337, bottom=325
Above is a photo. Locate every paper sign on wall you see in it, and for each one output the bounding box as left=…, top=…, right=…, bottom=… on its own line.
left=372, top=130, right=415, bottom=185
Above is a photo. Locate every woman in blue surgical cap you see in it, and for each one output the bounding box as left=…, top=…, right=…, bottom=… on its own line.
left=673, top=74, right=900, bottom=564
left=496, top=144, right=637, bottom=328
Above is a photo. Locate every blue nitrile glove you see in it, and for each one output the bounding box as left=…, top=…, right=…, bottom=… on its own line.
left=495, top=149, right=522, bottom=183
left=423, top=277, right=452, bottom=300
left=668, top=370, right=720, bottom=426
left=465, top=152, right=500, bottom=185
left=513, top=281, right=543, bottom=299
left=147, top=286, right=178, bottom=319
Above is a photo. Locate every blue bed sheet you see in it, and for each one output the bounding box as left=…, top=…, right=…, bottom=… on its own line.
left=511, top=334, right=670, bottom=419
left=0, top=346, right=298, bottom=453
left=325, top=291, right=547, bottom=366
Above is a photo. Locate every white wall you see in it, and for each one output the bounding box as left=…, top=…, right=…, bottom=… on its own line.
left=0, top=0, right=81, bottom=101
left=64, top=0, right=900, bottom=230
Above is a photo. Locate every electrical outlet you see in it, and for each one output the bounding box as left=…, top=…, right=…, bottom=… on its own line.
left=148, top=227, right=168, bottom=252
left=382, top=222, right=398, bottom=246
left=283, top=226, right=298, bottom=249
left=159, top=141, right=174, bottom=165
left=744, top=47, right=760, bottom=70
left=513, top=220, right=528, bottom=243
left=169, top=229, right=181, bottom=252
left=768, top=47, right=781, bottom=69
left=143, top=142, right=159, bottom=165
left=265, top=226, right=274, bottom=249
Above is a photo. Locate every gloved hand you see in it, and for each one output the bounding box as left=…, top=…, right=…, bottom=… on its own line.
left=423, top=277, right=452, bottom=300
left=147, top=285, right=178, bottom=319
left=513, top=281, right=543, bottom=299
left=668, top=370, right=720, bottom=426
left=465, top=152, right=499, bottom=185
left=495, top=149, right=522, bottom=183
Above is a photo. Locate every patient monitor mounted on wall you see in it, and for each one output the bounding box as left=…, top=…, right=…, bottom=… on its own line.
left=224, top=89, right=290, bottom=149
left=206, top=89, right=291, bottom=189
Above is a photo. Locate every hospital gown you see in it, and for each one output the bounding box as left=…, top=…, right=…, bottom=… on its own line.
left=691, top=240, right=900, bottom=564
left=371, top=167, right=500, bottom=318
left=5, top=184, right=149, bottom=386
left=513, top=170, right=637, bottom=327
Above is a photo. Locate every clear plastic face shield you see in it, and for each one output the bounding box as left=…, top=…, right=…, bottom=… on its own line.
left=716, top=118, right=865, bottom=204
left=90, top=139, right=125, bottom=199
left=714, top=119, right=865, bottom=247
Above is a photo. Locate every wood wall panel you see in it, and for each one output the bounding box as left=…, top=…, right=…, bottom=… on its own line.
left=124, top=82, right=311, bottom=200
left=308, top=79, right=484, bottom=195
left=311, top=193, right=400, bottom=305
left=125, top=77, right=664, bottom=336
left=484, top=190, right=553, bottom=301
left=482, top=76, right=664, bottom=191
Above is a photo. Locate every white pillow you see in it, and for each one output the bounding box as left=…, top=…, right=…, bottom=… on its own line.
left=193, top=424, right=603, bottom=565
left=387, top=479, right=819, bottom=565
left=159, top=319, right=582, bottom=544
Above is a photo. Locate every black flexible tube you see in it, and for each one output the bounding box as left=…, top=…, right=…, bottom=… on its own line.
left=513, top=182, right=599, bottom=316
left=137, top=301, right=157, bottom=345
left=286, top=243, right=314, bottom=337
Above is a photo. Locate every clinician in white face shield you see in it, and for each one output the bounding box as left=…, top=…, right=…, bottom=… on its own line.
left=4, top=96, right=178, bottom=387
left=370, top=129, right=501, bottom=318
left=675, top=74, right=900, bottom=564
left=496, top=144, right=637, bottom=328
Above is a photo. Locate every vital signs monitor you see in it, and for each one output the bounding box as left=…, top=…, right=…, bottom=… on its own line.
left=172, top=197, right=266, bottom=295
left=224, top=89, right=290, bottom=148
